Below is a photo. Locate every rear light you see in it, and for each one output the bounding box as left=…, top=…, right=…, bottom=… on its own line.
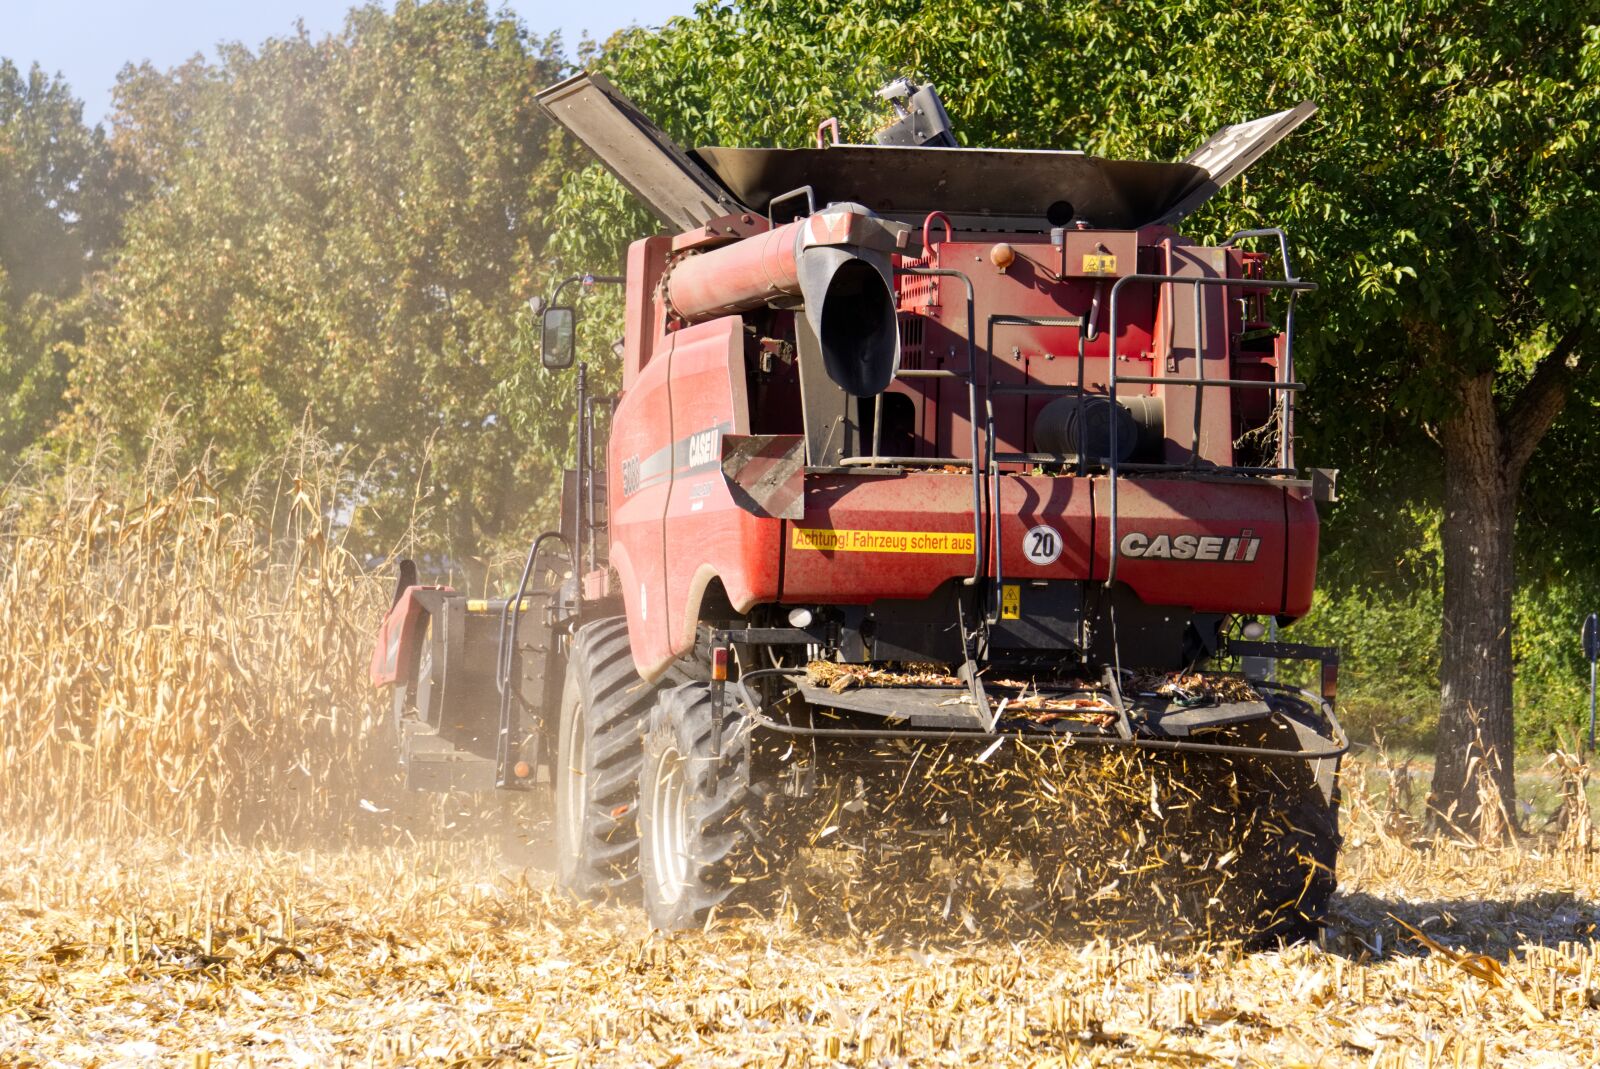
left=1320, top=661, right=1339, bottom=703
left=711, top=646, right=730, bottom=682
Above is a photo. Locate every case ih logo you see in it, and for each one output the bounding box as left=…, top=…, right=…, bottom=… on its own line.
left=686, top=427, right=720, bottom=469
left=1119, top=529, right=1261, bottom=563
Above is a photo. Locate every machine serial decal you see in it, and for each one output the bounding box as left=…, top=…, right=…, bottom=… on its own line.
left=1119, top=530, right=1261, bottom=562
left=791, top=527, right=977, bottom=554
left=619, top=421, right=735, bottom=498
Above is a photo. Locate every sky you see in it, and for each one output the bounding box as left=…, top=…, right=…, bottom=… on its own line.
left=1, top=0, right=696, bottom=125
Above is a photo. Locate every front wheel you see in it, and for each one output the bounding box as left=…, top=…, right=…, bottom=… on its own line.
left=638, top=683, right=781, bottom=930
left=554, top=618, right=653, bottom=900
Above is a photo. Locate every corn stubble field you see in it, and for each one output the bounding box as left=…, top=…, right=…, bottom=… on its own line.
left=3, top=454, right=1599, bottom=1068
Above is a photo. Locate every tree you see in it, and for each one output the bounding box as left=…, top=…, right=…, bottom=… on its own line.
left=561, top=0, right=1600, bottom=817
left=0, top=60, right=122, bottom=456
left=76, top=1, right=579, bottom=581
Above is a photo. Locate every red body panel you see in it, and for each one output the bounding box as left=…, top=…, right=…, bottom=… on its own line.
left=608, top=218, right=1320, bottom=675
left=369, top=585, right=452, bottom=687
left=609, top=310, right=675, bottom=673
left=776, top=470, right=1315, bottom=618
left=781, top=473, right=985, bottom=603
left=1283, top=487, right=1320, bottom=617
left=1092, top=478, right=1302, bottom=615
left=613, top=314, right=784, bottom=680
left=660, top=317, right=782, bottom=668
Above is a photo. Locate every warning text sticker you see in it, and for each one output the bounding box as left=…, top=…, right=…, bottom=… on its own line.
left=791, top=527, right=976, bottom=555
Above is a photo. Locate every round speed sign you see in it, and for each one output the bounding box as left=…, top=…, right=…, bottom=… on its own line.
left=1022, top=524, right=1062, bottom=566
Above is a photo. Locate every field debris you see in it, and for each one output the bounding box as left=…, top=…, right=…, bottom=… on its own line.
left=3, top=457, right=1599, bottom=1066
left=4, top=794, right=1600, bottom=1067
left=807, top=660, right=960, bottom=692
left=1131, top=670, right=1263, bottom=705
left=804, top=660, right=1259, bottom=725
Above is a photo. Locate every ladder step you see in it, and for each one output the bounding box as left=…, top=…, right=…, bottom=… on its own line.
left=988, top=384, right=1099, bottom=396
left=994, top=452, right=1106, bottom=465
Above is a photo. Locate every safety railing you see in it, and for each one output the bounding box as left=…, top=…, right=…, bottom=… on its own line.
left=839, top=264, right=986, bottom=587
left=1104, top=229, right=1316, bottom=583
left=837, top=230, right=1314, bottom=604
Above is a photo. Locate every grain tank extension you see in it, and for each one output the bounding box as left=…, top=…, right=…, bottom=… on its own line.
left=370, top=74, right=1346, bottom=939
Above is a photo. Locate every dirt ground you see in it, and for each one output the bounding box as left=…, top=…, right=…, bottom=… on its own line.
left=3, top=772, right=1599, bottom=1069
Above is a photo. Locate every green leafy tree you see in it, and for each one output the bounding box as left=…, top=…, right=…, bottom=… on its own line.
left=0, top=60, right=122, bottom=455
left=555, top=0, right=1599, bottom=815
left=77, top=1, right=577, bottom=582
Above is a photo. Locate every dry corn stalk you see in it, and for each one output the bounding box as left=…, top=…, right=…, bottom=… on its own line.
left=0, top=433, right=402, bottom=841
left=1545, top=746, right=1594, bottom=857
left=1469, top=728, right=1515, bottom=848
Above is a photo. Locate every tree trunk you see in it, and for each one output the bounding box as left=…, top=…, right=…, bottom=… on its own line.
left=1431, top=372, right=1517, bottom=825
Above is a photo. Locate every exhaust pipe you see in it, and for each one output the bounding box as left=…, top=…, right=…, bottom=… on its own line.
left=664, top=204, right=902, bottom=396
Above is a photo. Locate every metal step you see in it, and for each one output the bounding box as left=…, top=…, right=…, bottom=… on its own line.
left=401, top=726, right=498, bottom=792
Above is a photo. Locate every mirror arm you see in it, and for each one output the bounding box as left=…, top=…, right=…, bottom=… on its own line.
left=548, top=273, right=626, bottom=309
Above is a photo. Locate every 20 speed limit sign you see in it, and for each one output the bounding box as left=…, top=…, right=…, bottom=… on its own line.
left=1022, top=524, right=1062, bottom=566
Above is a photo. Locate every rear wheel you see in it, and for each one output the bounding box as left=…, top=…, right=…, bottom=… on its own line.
left=1223, top=759, right=1339, bottom=944
left=555, top=618, right=653, bottom=900
left=638, top=682, right=781, bottom=930
left=1022, top=724, right=1340, bottom=946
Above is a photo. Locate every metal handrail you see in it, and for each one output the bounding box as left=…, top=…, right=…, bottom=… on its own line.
left=1105, top=271, right=1316, bottom=584
left=890, top=266, right=985, bottom=587
left=1223, top=229, right=1301, bottom=470
left=494, top=531, right=571, bottom=786
left=980, top=311, right=1095, bottom=616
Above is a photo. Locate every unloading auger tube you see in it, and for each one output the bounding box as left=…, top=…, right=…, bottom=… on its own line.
left=662, top=202, right=903, bottom=396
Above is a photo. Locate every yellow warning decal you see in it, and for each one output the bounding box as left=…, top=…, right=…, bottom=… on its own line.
left=791, top=526, right=976, bottom=554
left=1001, top=584, right=1021, bottom=620
left=1081, top=253, right=1117, bottom=275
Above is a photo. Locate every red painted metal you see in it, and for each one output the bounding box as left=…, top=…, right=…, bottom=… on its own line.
left=605, top=214, right=1320, bottom=676
left=369, top=585, right=452, bottom=687
left=663, top=210, right=895, bottom=324
left=665, top=222, right=803, bottom=322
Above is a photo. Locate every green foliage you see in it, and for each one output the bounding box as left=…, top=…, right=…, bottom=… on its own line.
left=73, top=1, right=575, bottom=572
left=1297, top=580, right=1444, bottom=751
left=549, top=0, right=1599, bottom=758
left=0, top=60, right=123, bottom=456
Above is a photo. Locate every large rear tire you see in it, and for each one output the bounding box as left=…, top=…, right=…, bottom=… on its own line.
left=638, top=682, right=779, bottom=930
left=1023, top=733, right=1340, bottom=946
left=1228, top=760, right=1340, bottom=945
left=554, top=618, right=653, bottom=900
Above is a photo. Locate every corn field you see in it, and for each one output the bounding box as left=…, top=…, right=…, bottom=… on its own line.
left=2, top=450, right=1600, bottom=1066
left=2, top=796, right=1599, bottom=1067
left=0, top=440, right=398, bottom=840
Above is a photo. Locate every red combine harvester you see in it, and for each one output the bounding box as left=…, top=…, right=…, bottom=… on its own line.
left=371, top=75, right=1345, bottom=938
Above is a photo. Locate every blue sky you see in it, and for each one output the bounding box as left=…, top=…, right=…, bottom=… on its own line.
left=2, top=0, right=696, bottom=125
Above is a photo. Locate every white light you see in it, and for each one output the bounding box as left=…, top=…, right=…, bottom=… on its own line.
left=1242, top=620, right=1267, bottom=640
left=787, top=607, right=814, bottom=628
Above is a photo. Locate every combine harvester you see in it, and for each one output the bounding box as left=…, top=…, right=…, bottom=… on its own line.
left=371, top=75, right=1345, bottom=939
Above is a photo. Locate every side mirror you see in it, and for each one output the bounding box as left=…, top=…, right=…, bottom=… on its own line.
left=541, top=306, right=576, bottom=370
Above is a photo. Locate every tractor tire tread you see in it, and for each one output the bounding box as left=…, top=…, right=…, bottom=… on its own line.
left=638, top=682, right=771, bottom=930
left=555, top=617, right=653, bottom=900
